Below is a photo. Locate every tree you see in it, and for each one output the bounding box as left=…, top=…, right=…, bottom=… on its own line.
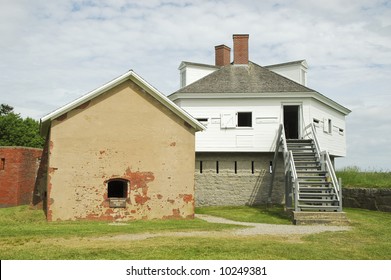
left=0, top=104, right=14, bottom=116
left=0, top=104, right=45, bottom=148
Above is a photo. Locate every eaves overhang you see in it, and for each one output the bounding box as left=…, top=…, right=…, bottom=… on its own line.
left=40, top=71, right=205, bottom=136
left=169, top=91, right=351, bottom=116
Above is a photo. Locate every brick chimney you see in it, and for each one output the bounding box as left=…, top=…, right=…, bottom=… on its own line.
left=215, top=44, right=231, bottom=67
left=233, top=34, right=249, bottom=64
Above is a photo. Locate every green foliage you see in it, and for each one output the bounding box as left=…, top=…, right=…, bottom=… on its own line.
left=0, top=104, right=44, bottom=148
left=337, top=166, right=391, bottom=188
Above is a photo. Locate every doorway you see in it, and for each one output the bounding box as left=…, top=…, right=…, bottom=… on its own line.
left=283, top=105, right=300, bottom=139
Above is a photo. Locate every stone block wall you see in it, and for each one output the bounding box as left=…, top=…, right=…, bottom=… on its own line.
left=343, top=188, right=391, bottom=212
left=0, top=147, right=43, bottom=207
left=195, top=152, right=285, bottom=207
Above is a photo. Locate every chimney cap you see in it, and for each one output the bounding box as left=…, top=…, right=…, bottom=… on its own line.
left=215, top=44, right=231, bottom=50
left=233, top=34, right=249, bottom=38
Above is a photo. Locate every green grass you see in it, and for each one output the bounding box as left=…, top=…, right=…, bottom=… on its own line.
left=336, top=166, right=391, bottom=188
left=0, top=206, right=390, bottom=259
left=196, top=205, right=291, bottom=224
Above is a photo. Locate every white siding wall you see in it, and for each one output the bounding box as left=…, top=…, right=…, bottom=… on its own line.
left=175, top=97, right=346, bottom=157
left=181, top=65, right=218, bottom=88
left=267, top=64, right=307, bottom=86
left=177, top=98, right=283, bottom=152
left=308, top=100, right=347, bottom=157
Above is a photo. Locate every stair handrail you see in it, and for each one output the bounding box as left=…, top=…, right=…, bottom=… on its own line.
left=268, top=124, right=283, bottom=203
left=321, top=151, right=341, bottom=202
left=268, top=123, right=299, bottom=209
left=288, top=150, right=300, bottom=211
left=304, top=123, right=321, bottom=160
left=304, top=123, right=341, bottom=205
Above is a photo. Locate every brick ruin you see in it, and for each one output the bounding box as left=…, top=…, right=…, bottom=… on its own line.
left=0, top=147, right=43, bottom=208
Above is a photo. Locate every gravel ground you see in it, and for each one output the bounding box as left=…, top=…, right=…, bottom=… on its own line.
left=102, top=214, right=350, bottom=241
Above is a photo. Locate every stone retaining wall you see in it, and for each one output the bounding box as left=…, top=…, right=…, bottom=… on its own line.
left=342, top=188, right=391, bottom=212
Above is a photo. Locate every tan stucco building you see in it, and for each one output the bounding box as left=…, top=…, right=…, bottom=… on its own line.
left=39, top=71, right=204, bottom=221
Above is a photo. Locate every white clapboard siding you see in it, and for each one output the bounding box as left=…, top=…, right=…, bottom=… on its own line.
left=174, top=97, right=347, bottom=157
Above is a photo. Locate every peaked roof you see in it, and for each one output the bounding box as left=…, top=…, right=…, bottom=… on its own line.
left=174, top=61, right=314, bottom=94
left=265, top=59, right=308, bottom=69
left=40, top=70, right=205, bottom=136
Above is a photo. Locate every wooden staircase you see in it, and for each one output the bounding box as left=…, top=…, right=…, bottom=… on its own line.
left=287, top=139, right=341, bottom=212
left=269, top=123, right=349, bottom=225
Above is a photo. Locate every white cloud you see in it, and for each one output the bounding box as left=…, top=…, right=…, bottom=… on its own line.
left=0, top=0, right=390, bottom=169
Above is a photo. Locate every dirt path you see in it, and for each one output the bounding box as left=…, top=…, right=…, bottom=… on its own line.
left=101, top=214, right=350, bottom=241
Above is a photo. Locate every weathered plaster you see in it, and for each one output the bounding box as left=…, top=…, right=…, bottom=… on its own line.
left=46, top=80, right=196, bottom=221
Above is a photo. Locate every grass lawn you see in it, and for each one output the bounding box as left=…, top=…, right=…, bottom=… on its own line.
left=0, top=205, right=390, bottom=259
left=336, top=166, right=391, bottom=188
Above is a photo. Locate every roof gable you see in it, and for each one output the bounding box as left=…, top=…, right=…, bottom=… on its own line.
left=174, top=61, right=314, bottom=94
left=40, top=71, right=205, bottom=135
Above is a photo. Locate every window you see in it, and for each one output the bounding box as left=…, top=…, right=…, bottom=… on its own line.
left=0, top=158, right=5, bottom=170
left=323, top=118, right=332, bottom=134
left=196, top=118, right=208, bottom=126
left=107, top=179, right=128, bottom=198
left=237, top=112, right=252, bottom=127
left=180, top=70, right=186, bottom=88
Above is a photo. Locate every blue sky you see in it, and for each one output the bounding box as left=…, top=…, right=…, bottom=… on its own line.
left=1, top=0, right=390, bottom=170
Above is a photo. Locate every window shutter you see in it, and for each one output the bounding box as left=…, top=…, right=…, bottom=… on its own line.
left=220, top=113, right=236, bottom=128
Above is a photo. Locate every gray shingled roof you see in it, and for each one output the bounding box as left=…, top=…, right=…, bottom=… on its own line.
left=174, top=61, right=315, bottom=94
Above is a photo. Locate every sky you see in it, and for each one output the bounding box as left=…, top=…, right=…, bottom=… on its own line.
left=1, top=0, right=390, bottom=170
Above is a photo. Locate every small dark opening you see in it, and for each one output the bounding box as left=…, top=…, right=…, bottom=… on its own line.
left=216, top=161, right=219, bottom=174
left=0, top=158, right=5, bottom=170
left=200, top=161, right=203, bottom=174
left=108, top=180, right=128, bottom=198
left=234, top=161, right=237, bottom=174
left=251, top=161, right=255, bottom=174
left=283, top=106, right=299, bottom=139
left=237, top=112, right=252, bottom=127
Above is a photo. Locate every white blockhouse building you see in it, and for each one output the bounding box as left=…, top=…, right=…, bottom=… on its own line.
left=169, top=34, right=351, bottom=218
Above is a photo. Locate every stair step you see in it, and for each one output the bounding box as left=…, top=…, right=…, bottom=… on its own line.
left=297, top=205, right=340, bottom=211
left=299, top=193, right=336, bottom=197
left=298, top=176, right=327, bottom=180
left=299, top=186, right=334, bottom=192
left=297, top=171, right=327, bottom=175
left=292, top=211, right=349, bottom=225
left=299, top=181, right=331, bottom=185
left=292, top=153, right=317, bottom=157
left=288, top=147, right=314, bottom=151
left=294, top=160, right=320, bottom=165
left=298, top=198, right=338, bottom=203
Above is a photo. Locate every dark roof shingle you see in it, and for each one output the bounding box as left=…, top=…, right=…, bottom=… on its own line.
left=175, top=61, right=314, bottom=94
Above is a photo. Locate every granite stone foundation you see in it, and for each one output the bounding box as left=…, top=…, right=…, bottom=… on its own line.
left=343, top=188, right=391, bottom=212
left=195, top=152, right=285, bottom=207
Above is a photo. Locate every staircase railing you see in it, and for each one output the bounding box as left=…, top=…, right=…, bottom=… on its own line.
left=269, top=123, right=299, bottom=209
left=303, top=123, right=341, bottom=204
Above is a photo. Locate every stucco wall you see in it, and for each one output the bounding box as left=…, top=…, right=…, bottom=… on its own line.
left=0, top=147, right=43, bottom=207
left=46, top=80, right=196, bottom=221
left=195, top=152, right=285, bottom=206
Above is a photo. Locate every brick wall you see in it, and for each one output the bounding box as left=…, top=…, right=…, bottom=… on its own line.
left=195, top=152, right=285, bottom=206
left=0, top=147, right=43, bottom=207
